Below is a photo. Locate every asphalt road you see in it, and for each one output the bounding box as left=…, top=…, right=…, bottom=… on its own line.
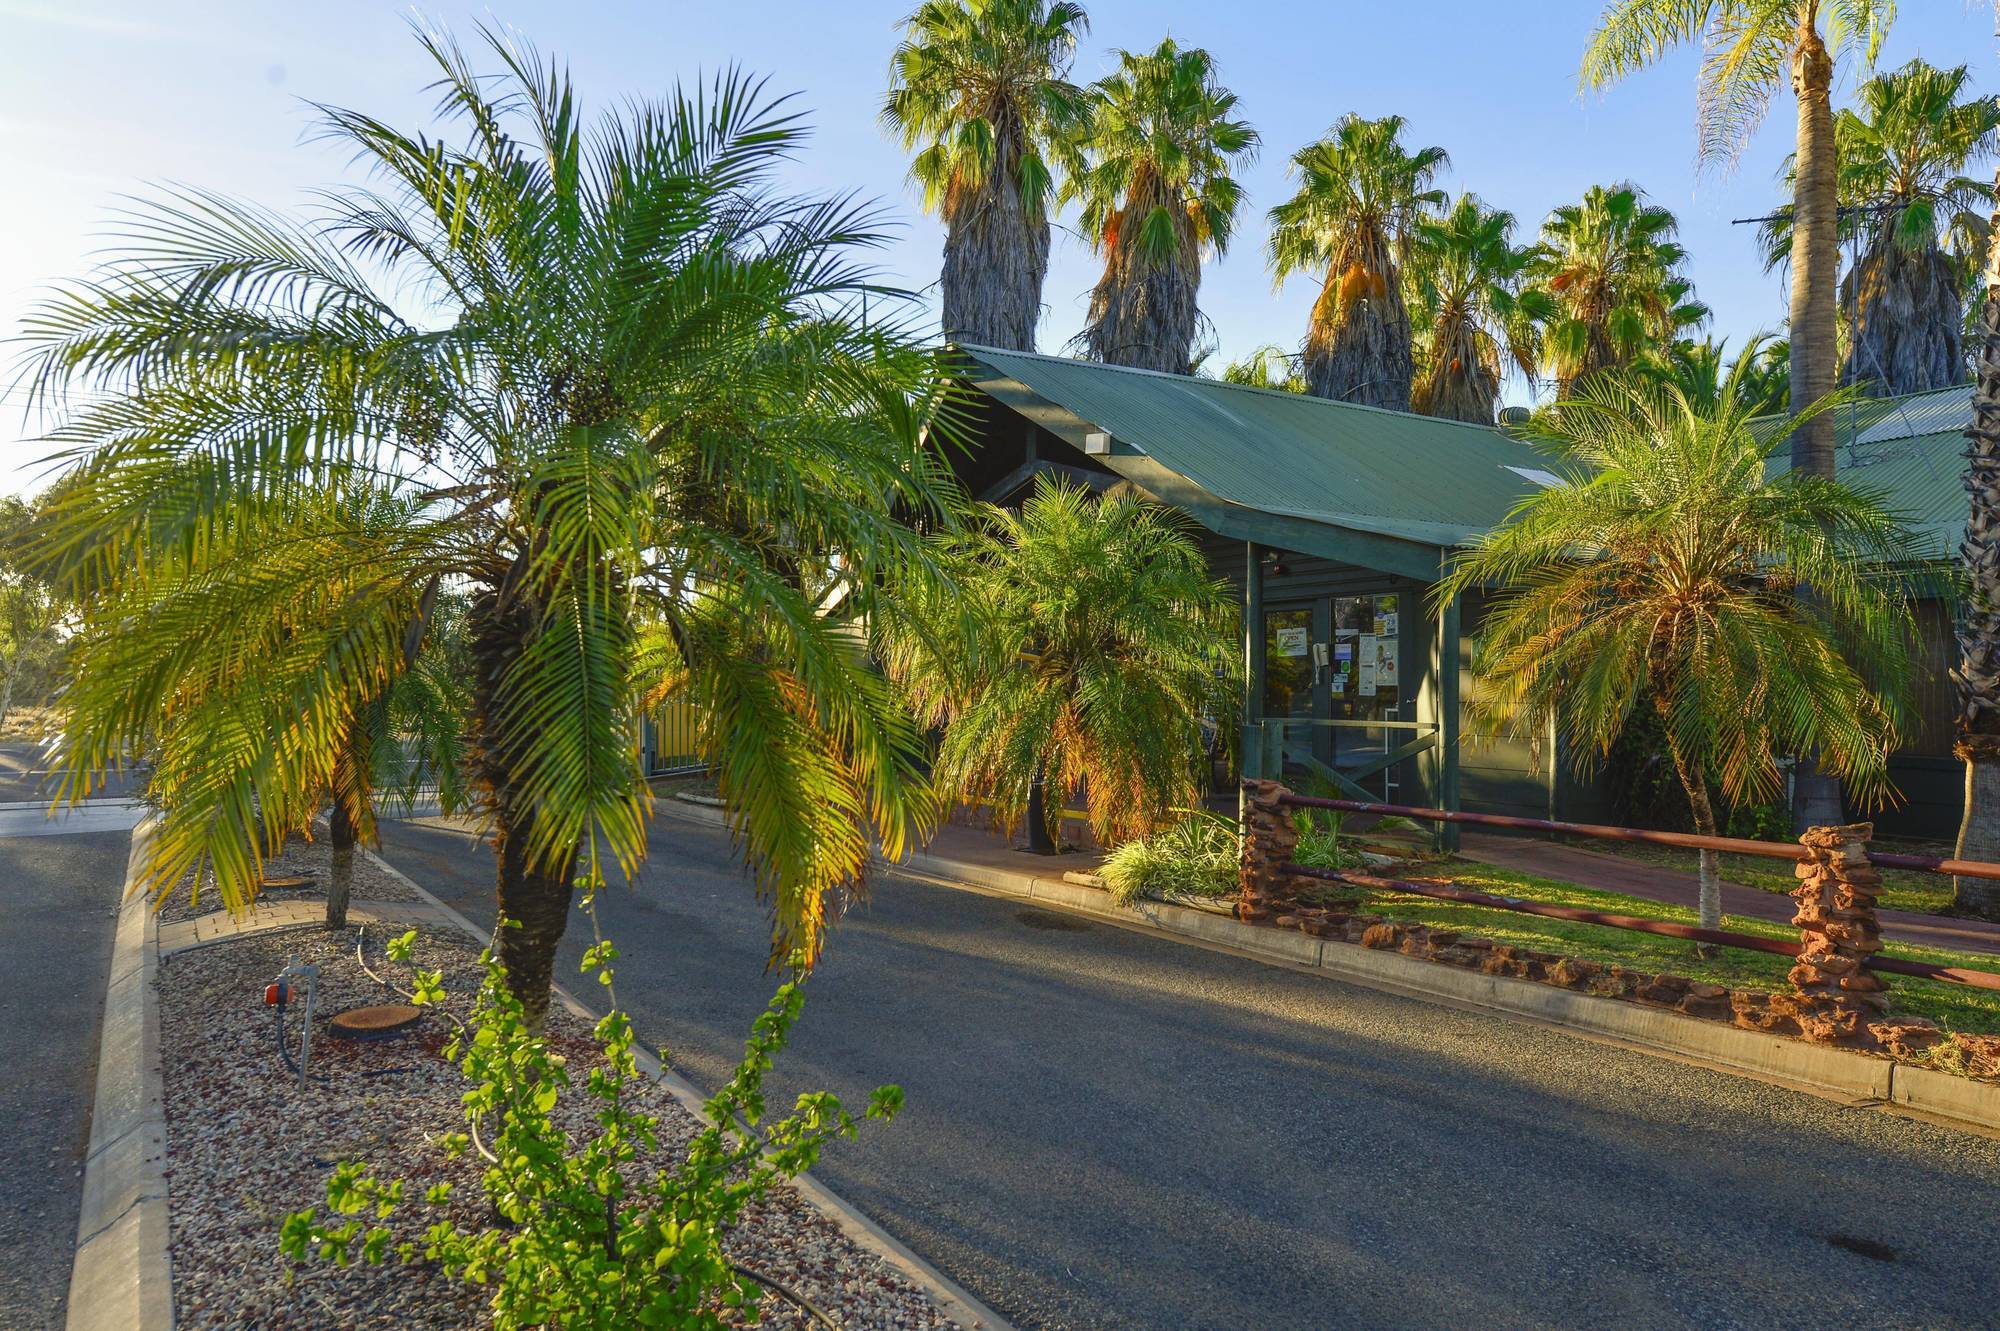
left=0, top=831, right=129, bottom=1330
left=0, top=743, right=141, bottom=806
left=379, top=808, right=2000, bottom=1331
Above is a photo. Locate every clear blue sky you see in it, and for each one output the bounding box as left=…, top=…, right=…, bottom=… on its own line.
left=3, top=1, right=1997, bottom=493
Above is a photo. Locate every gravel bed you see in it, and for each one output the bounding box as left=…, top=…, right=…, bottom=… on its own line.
left=158, top=923, right=960, bottom=1330
left=154, top=833, right=422, bottom=925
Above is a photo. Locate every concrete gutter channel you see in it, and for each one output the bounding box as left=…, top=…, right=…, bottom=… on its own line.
left=65, top=817, right=1014, bottom=1331
left=666, top=798, right=2000, bottom=1135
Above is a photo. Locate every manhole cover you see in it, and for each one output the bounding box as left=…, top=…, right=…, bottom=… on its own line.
left=1015, top=909, right=1092, bottom=933
left=327, top=1004, right=424, bottom=1041
left=260, top=874, right=316, bottom=891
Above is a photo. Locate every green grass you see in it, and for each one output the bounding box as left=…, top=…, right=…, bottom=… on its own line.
left=1306, top=861, right=2000, bottom=1037
left=1583, top=839, right=1957, bottom=916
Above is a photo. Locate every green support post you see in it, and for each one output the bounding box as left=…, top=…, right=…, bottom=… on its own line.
left=1438, top=591, right=1462, bottom=852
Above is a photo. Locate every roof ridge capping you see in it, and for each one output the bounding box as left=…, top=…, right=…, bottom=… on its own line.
left=949, top=342, right=1511, bottom=435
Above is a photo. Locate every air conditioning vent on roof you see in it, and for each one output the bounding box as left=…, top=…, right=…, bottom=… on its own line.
left=1083, top=430, right=1112, bottom=456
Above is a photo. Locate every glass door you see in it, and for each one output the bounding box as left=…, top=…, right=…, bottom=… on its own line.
left=1329, top=592, right=1404, bottom=797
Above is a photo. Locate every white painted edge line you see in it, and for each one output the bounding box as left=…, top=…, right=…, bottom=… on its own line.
left=358, top=842, right=1016, bottom=1331
left=66, top=816, right=175, bottom=1331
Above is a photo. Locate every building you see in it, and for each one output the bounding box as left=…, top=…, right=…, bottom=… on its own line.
left=945, top=344, right=1970, bottom=842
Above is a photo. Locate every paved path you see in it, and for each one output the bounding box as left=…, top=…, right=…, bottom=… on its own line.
left=379, top=808, right=2000, bottom=1331
left=1456, top=832, right=2000, bottom=956
left=0, top=831, right=129, bottom=1330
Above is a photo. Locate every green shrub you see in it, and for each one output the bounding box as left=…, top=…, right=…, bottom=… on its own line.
left=1100, top=811, right=1241, bottom=905
left=281, top=930, right=899, bottom=1329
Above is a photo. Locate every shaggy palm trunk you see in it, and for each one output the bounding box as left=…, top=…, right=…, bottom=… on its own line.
left=1787, top=22, right=1847, bottom=831
left=1842, top=234, right=1966, bottom=396
left=1303, top=238, right=1413, bottom=411
left=1083, top=227, right=1200, bottom=374
left=469, top=579, right=576, bottom=1026
left=1954, top=162, right=2000, bottom=921
left=1412, top=316, right=1497, bottom=423
left=940, top=122, right=1048, bottom=352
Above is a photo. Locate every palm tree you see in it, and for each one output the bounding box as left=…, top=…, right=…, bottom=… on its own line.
left=1758, top=60, right=1998, bottom=396
left=1436, top=369, right=1927, bottom=940
left=883, top=0, right=1091, bottom=351
left=1065, top=38, right=1257, bottom=374
left=879, top=476, right=1235, bottom=852
left=1405, top=194, right=1544, bottom=424
left=1267, top=114, right=1448, bottom=411
left=1581, top=0, right=1894, bottom=477
left=1215, top=344, right=1307, bottom=392
left=1526, top=184, right=1710, bottom=398
left=23, top=29, right=956, bottom=1023
left=1633, top=333, right=1791, bottom=416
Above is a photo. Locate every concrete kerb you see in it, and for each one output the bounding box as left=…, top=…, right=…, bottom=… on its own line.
left=355, top=844, right=1016, bottom=1331
left=648, top=799, right=1998, bottom=1135
left=67, top=816, right=174, bottom=1331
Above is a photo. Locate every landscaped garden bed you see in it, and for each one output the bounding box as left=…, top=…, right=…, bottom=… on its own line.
left=153, top=832, right=420, bottom=926
left=156, top=921, right=962, bottom=1330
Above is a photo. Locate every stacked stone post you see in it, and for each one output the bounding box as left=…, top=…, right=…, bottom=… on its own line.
left=1239, top=780, right=1300, bottom=923
left=1782, top=822, right=1888, bottom=1045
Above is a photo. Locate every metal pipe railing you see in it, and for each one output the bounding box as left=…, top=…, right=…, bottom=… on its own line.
left=1270, top=791, right=2000, bottom=883
left=1286, top=863, right=2000, bottom=993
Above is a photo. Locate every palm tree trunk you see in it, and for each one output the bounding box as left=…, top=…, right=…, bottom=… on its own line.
left=1787, top=18, right=1837, bottom=476
left=1657, top=695, right=1722, bottom=950
left=1954, top=157, right=2000, bottom=921
left=940, top=127, right=1048, bottom=352
left=327, top=798, right=355, bottom=931
left=469, top=576, right=575, bottom=1026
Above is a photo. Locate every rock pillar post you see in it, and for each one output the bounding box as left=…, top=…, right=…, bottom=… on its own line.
left=1239, top=780, right=1299, bottom=923
left=1784, top=822, right=1887, bottom=1045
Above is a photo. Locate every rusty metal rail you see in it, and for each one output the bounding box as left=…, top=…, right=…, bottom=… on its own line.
left=1285, top=863, right=2000, bottom=993
left=1272, top=791, right=2000, bottom=883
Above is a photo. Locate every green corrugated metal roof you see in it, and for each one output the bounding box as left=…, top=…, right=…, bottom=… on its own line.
left=1750, top=385, right=1968, bottom=559
left=956, top=344, right=1546, bottom=553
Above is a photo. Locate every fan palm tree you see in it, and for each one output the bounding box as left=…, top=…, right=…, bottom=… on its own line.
left=1266, top=114, right=1448, bottom=411
left=22, top=28, right=957, bottom=1024
left=1526, top=184, right=1710, bottom=399
left=1758, top=60, right=1999, bottom=396
left=1437, top=369, right=1927, bottom=940
left=1581, top=0, right=1894, bottom=477
left=1064, top=38, right=1257, bottom=374
left=1405, top=194, right=1545, bottom=424
left=879, top=476, right=1235, bottom=852
left=883, top=0, right=1091, bottom=351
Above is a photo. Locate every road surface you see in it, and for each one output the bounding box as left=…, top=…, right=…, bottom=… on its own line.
left=378, top=807, right=2000, bottom=1331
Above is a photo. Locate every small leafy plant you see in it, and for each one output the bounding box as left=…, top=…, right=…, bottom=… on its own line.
left=1100, top=810, right=1241, bottom=905
left=282, top=928, right=900, bottom=1329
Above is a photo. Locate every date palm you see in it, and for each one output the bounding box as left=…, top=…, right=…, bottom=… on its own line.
left=884, top=0, right=1090, bottom=351
left=1405, top=194, right=1545, bottom=424
left=878, top=476, right=1235, bottom=851
left=1760, top=60, right=1999, bottom=396
left=1527, top=184, right=1710, bottom=398
left=1064, top=38, right=1257, bottom=374
left=1266, top=114, right=1447, bottom=411
left=1437, top=368, right=1927, bottom=939
left=22, top=28, right=956, bottom=1022
left=1582, top=0, right=1894, bottom=477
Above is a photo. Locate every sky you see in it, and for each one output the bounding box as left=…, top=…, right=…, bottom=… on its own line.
left=3, top=1, right=1998, bottom=495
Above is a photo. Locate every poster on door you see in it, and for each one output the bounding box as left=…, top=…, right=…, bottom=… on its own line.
left=1275, top=626, right=1309, bottom=657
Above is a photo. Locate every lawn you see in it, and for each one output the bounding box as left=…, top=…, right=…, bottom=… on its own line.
left=1580, top=838, right=1958, bottom=916
left=1302, top=860, right=2000, bottom=1038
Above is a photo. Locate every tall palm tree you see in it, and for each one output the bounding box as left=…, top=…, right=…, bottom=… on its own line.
left=1581, top=0, right=1894, bottom=477
left=1266, top=114, right=1448, bottom=411
left=879, top=476, right=1235, bottom=852
left=23, top=29, right=957, bottom=1023
left=1437, top=370, right=1926, bottom=939
left=1526, top=184, right=1710, bottom=398
left=1405, top=194, right=1544, bottom=424
left=1954, top=10, right=2000, bottom=919
left=1064, top=38, right=1257, bottom=374
left=1760, top=60, right=1999, bottom=396
left=883, top=0, right=1091, bottom=351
